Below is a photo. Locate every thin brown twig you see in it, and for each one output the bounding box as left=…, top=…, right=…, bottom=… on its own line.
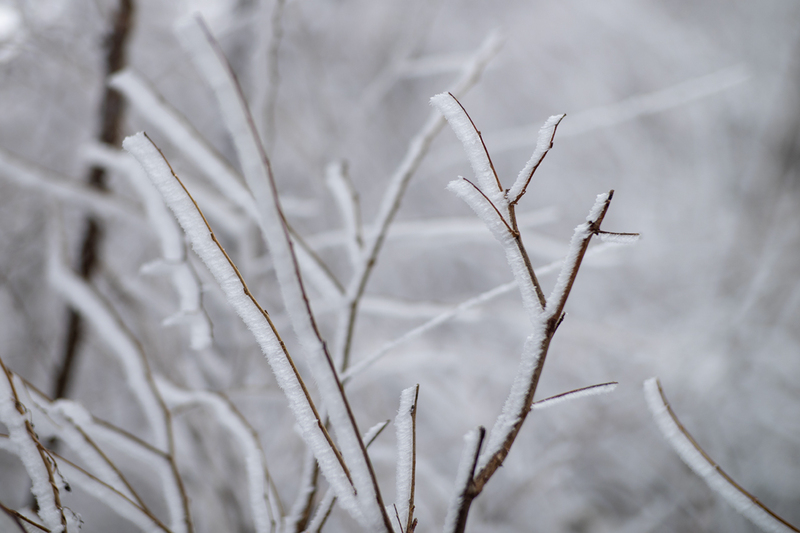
left=447, top=92, right=503, bottom=192
left=406, top=384, right=419, bottom=533
left=509, top=114, right=564, bottom=205
left=0, top=499, right=50, bottom=532
left=531, top=381, right=618, bottom=410
left=653, top=380, right=800, bottom=532
left=460, top=178, right=515, bottom=235
left=1, top=358, right=68, bottom=531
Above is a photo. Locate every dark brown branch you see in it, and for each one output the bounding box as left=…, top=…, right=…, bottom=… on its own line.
left=53, top=0, right=134, bottom=402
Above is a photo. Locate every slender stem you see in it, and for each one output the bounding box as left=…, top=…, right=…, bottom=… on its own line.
left=406, top=385, right=419, bottom=533
left=653, top=380, right=800, bottom=532
left=509, top=114, right=564, bottom=205
left=144, top=133, right=354, bottom=492
left=448, top=92, right=503, bottom=192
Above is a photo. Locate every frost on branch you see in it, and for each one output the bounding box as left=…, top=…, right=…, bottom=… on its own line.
left=644, top=378, right=799, bottom=533
left=122, top=132, right=367, bottom=524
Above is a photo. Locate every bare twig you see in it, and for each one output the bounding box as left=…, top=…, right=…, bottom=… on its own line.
left=0, top=500, right=50, bottom=532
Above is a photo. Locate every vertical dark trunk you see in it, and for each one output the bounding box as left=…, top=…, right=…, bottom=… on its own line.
left=51, top=0, right=134, bottom=402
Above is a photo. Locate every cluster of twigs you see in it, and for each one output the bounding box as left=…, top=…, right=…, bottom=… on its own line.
left=1, top=8, right=796, bottom=533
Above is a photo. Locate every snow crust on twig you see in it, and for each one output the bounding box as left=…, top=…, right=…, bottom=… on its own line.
left=507, top=114, right=564, bottom=203
left=443, top=427, right=484, bottom=533
left=430, top=93, right=501, bottom=195
left=123, top=132, right=368, bottom=526
left=51, top=454, right=168, bottom=533
left=476, top=329, right=544, bottom=472
left=84, top=142, right=214, bottom=351
left=546, top=192, right=610, bottom=314
left=46, top=220, right=169, bottom=451
left=0, top=361, right=66, bottom=532
left=301, top=420, right=391, bottom=533
left=531, top=382, right=618, bottom=411
left=644, top=378, right=799, bottom=533
left=445, top=177, right=543, bottom=322
left=394, top=386, right=419, bottom=533
left=46, top=230, right=191, bottom=532
left=326, top=161, right=363, bottom=269
left=174, top=16, right=389, bottom=529
left=155, top=377, right=281, bottom=533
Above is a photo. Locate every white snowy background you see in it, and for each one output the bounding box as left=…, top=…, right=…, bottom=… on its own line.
left=0, top=0, right=799, bottom=531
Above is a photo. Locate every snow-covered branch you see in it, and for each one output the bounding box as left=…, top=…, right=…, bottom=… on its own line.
left=644, top=378, right=799, bottom=533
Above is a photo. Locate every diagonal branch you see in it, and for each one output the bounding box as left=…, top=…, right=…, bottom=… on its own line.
left=644, top=378, right=800, bottom=533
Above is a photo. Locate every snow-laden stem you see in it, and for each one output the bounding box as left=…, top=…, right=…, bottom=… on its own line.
left=155, top=377, right=283, bottom=533
left=174, top=16, right=390, bottom=529
left=0, top=358, right=68, bottom=533
left=394, top=385, right=420, bottom=533
left=46, top=216, right=193, bottom=533
left=123, top=132, right=364, bottom=521
left=302, top=421, right=391, bottom=533
left=442, top=427, right=485, bottom=533
left=437, top=92, right=631, bottom=532
left=644, top=378, right=799, bottom=533
left=332, top=31, right=502, bottom=373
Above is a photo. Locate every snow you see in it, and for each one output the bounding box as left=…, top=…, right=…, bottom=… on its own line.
left=123, top=131, right=367, bottom=524
left=47, top=222, right=170, bottom=452
left=447, top=177, right=543, bottom=322
left=0, top=366, right=65, bottom=532
left=394, top=386, right=418, bottom=531
left=431, top=92, right=500, bottom=194
left=109, top=68, right=260, bottom=221
left=443, top=428, right=484, bottom=533
left=644, top=378, right=795, bottom=533
left=477, top=328, right=545, bottom=472
left=507, top=114, right=565, bottom=202
left=156, top=377, right=279, bottom=533
left=545, top=193, right=609, bottom=316
left=531, top=382, right=618, bottom=411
